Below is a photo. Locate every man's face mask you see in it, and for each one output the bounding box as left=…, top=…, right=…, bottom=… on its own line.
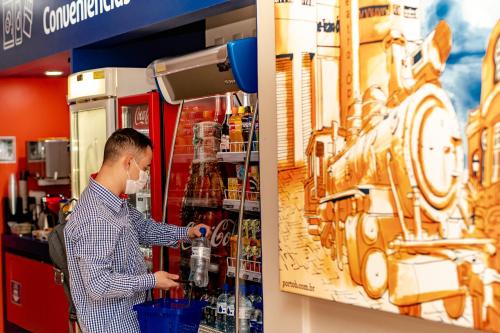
left=125, top=158, right=149, bottom=194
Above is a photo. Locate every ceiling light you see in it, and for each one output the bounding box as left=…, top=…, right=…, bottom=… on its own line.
left=45, top=70, right=64, bottom=77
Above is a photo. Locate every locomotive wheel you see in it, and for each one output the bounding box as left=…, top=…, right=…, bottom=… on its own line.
left=443, top=294, right=466, bottom=319
left=361, top=248, right=388, bottom=299
left=346, top=214, right=362, bottom=285
left=399, top=304, right=422, bottom=317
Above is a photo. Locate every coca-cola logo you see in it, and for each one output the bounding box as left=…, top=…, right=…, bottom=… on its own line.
left=134, top=106, right=149, bottom=128
left=181, top=219, right=235, bottom=250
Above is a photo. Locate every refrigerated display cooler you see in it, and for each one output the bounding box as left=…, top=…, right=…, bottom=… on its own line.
left=117, top=91, right=179, bottom=276
left=67, top=67, right=155, bottom=198
left=150, top=37, right=262, bottom=333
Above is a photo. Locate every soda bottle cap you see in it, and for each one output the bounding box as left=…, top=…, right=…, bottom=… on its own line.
left=238, top=106, right=245, bottom=114
left=200, top=227, right=207, bottom=237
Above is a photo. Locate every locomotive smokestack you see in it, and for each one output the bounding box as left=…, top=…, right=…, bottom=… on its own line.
left=431, top=20, right=452, bottom=69
left=339, top=0, right=362, bottom=142
left=412, top=20, right=452, bottom=85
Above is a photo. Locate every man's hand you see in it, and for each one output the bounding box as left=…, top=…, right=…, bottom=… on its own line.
left=188, top=224, right=212, bottom=239
left=153, top=271, right=180, bottom=290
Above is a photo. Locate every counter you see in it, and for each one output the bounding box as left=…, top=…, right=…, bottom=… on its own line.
left=3, top=234, right=69, bottom=333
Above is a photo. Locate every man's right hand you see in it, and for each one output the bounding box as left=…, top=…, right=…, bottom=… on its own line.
left=153, top=271, right=180, bottom=290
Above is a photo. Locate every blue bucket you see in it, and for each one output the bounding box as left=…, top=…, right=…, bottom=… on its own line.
left=133, top=298, right=207, bottom=333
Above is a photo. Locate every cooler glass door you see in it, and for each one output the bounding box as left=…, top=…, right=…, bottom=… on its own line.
left=163, top=94, right=264, bottom=332
left=118, top=94, right=156, bottom=219
left=118, top=92, right=163, bottom=273
left=70, top=99, right=115, bottom=198
left=165, top=96, right=229, bottom=283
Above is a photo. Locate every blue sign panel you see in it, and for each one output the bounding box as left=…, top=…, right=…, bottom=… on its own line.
left=0, top=0, right=249, bottom=71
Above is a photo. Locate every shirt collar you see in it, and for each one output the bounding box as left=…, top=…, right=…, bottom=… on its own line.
left=88, top=177, right=125, bottom=213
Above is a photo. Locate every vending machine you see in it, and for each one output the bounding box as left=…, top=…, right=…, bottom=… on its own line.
left=67, top=67, right=155, bottom=198
left=151, top=37, right=263, bottom=333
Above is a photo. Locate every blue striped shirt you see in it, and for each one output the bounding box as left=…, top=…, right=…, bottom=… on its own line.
left=65, top=178, right=189, bottom=333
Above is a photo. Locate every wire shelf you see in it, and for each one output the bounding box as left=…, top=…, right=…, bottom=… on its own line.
left=226, top=257, right=262, bottom=283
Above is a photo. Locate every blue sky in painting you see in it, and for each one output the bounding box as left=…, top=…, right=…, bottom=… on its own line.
left=420, top=0, right=499, bottom=127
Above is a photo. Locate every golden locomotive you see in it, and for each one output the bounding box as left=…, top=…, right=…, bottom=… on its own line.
left=303, top=1, right=500, bottom=328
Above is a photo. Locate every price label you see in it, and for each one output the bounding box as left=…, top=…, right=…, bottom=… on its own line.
left=217, top=302, right=227, bottom=314
left=227, top=305, right=235, bottom=316
left=192, top=246, right=211, bottom=259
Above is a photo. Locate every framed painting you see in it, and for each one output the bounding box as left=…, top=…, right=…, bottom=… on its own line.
left=0, top=137, right=16, bottom=163
left=276, top=0, right=500, bottom=330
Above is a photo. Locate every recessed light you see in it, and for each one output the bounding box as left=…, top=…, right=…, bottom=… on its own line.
left=45, top=70, right=64, bottom=77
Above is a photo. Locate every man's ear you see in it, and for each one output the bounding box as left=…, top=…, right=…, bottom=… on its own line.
left=122, top=153, right=134, bottom=170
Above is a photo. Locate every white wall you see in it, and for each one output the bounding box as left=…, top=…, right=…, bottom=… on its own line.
left=256, top=1, right=481, bottom=332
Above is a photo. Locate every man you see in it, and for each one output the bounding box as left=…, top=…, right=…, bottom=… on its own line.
left=65, top=128, right=210, bottom=333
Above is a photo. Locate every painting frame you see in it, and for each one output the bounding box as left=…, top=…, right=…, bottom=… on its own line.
left=0, top=136, right=16, bottom=163
left=275, top=1, right=500, bottom=331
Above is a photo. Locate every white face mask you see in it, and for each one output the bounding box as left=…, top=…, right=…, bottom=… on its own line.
left=125, top=159, right=149, bottom=194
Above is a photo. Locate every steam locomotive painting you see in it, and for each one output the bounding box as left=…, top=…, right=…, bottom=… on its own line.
left=276, top=0, right=500, bottom=330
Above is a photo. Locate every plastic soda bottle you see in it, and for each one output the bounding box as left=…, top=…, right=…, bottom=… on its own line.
left=189, top=227, right=210, bottom=287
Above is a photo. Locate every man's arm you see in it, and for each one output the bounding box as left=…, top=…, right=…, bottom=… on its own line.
left=128, top=204, right=190, bottom=247
left=73, top=221, right=156, bottom=301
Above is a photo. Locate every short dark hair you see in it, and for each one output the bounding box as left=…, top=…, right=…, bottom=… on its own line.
left=103, top=128, right=153, bottom=163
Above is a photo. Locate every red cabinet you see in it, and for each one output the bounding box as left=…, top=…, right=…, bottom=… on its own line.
left=5, top=253, right=69, bottom=333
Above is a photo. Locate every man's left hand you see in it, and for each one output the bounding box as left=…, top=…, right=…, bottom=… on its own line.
left=188, top=224, right=212, bottom=239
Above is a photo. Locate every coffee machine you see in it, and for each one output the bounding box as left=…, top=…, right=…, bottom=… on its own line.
left=27, top=139, right=70, bottom=186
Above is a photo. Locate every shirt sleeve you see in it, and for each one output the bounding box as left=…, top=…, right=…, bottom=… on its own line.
left=73, top=220, right=156, bottom=301
left=128, top=204, right=191, bottom=247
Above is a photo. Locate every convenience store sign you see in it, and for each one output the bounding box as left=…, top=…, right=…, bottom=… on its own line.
left=0, top=0, right=229, bottom=70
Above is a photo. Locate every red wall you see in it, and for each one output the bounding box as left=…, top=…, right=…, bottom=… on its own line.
left=0, top=77, right=69, bottom=331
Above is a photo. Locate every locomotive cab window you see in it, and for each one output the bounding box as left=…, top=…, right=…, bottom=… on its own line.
left=315, top=141, right=325, bottom=180
left=493, top=122, right=500, bottom=183
left=471, top=151, right=480, bottom=179
left=481, top=129, right=488, bottom=184
left=495, top=36, right=500, bottom=83
left=308, top=154, right=313, bottom=177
